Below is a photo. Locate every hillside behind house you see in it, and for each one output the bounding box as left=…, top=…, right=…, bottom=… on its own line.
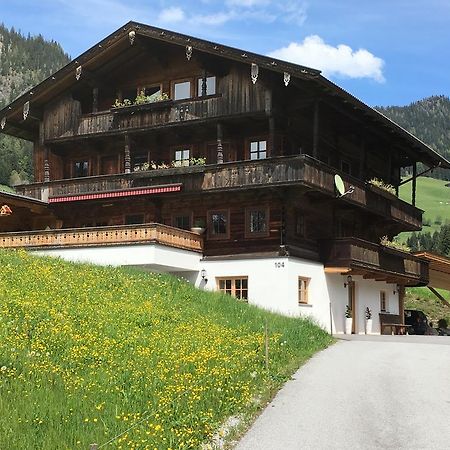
left=0, top=249, right=332, bottom=449
left=376, top=95, right=450, bottom=181
left=0, top=24, right=69, bottom=186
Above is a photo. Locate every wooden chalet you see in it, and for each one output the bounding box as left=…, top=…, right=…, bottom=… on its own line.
left=0, top=21, right=449, bottom=334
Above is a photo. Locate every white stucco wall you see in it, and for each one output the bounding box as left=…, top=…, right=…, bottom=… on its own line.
left=31, top=245, right=400, bottom=335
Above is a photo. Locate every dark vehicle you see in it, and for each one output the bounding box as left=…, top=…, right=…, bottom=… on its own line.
left=404, top=309, right=429, bottom=335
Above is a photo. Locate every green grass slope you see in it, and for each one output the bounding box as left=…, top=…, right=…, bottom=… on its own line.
left=0, top=250, right=332, bottom=449
left=399, top=176, right=450, bottom=233
left=0, top=184, right=14, bottom=193
left=406, top=287, right=450, bottom=325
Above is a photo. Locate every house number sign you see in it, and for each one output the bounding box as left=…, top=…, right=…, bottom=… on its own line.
left=274, top=261, right=285, bottom=268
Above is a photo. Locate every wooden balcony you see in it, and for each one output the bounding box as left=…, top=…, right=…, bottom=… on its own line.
left=17, top=155, right=422, bottom=229
left=0, top=223, right=203, bottom=252
left=45, top=95, right=226, bottom=141
left=320, top=238, right=429, bottom=285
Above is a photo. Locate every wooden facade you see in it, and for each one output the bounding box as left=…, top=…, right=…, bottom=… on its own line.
left=0, top=22, right=448, bottom=278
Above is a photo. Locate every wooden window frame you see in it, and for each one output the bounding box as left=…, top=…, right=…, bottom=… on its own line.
left=172, top=145, right=192, bottom=167
left=298, top=277, right=310, bottom=305
left=196, top=75, right=216, bottom=97
left=380, top=291, right=388, bottom=312
left=216, top=276, right=248, bottom=301
left=72, top=159, right=90, bottom=178
left=207, top=209, right=230, bottom=240
left=295, top=210, right=306, bottom=238
left=137, top=83, right=163, bottom=98
left=247, top=136, right=269, bottom=160
left=245, top=206, right=270, bottom=238
left=171, top=211, right=194, bottom=230
left=171, top=78, right=194, bottom=101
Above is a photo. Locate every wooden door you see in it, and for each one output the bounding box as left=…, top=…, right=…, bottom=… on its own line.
left=101, top=156, right=117, bottom=175
left=350, top=281, right=357, bottom=334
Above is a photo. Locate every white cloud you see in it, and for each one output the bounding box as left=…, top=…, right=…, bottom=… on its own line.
left=193, top=11, right=236, bottom=26
left=158, top=7, right=186, bottom=24
left=269, top=35, right=385, bottom=82
left=225, top=0, right=271, bottom=7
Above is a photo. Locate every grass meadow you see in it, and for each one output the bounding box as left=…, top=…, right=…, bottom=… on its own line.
left=0, top=250, right=332, bottom=449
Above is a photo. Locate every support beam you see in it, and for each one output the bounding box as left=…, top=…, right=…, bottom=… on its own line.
left=428, top=286, right=450, bottom=308
left=412, top=162, right=417, bottom=206
left=269, top=116, right=275, bottom=156
left=359, top=137, right=366, bottom=180
left=398, top=285, right=405, bottom=325
left=44, top=146, right=50, bottom=182
left=92, top=87, right=99, bottom=113
left=313, top=100, right=320, bottom=158
left=217, top=122, right=223, bottom=164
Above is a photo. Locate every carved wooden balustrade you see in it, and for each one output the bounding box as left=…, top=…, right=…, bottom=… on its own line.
left=320, top=237, right=429, bottom=285
left=0, top=223, right=203, bottom=252
left=16, top=155, right=422, bottom=229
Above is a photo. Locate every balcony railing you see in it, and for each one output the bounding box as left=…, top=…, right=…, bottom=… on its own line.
left=16, top=155, right=422, bottom=229
left=44, top=95, right=225, bottom=140
left=0, top=223, right=203, bottom=253
left=320, top=237, right=429, bottom=285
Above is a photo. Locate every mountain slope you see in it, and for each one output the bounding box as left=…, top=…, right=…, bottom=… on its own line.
left=0, top=24, right=70, bottom=185
left=376, top=95, right=450, bottom=180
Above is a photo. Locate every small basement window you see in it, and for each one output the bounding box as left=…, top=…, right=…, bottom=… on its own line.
left=74, top=161, right=89, bottom=178
left=298, top=277, right=310, bottom=304
left=174, top=81, right=191, bottom=100
left=197, top=76, right=216, bottom=96
left=217, top=277, right=248, bottom=301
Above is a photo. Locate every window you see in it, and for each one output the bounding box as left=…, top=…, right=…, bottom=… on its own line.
left=246, top=207, right=269, bottom=237
left=197, top=76, right=216, bottom=96
left=174, top=149, right=190, bottom=167
left=217, top=277, right=248, bottom=301
left=174, top=81, right=191, bottom=100
left=295, top=213, right=306, bottom=238
left=208, top=210, right=229, bottom=239
left=380, top=291, right=388, bottom=312
left=141, top=85, right=162, bottom=101
left=341, top=160, right=352, bottom=175
left=298, top=277, right=310, bottom=304
left=125, top=214, right=145, bottom=225
left=74, top=161, right=89, bottom=178
left=250, top=140, right=267, bottom=160
left=173, top=214, right=191, bottom=230
left=132, top=153, right=149, bottom=171
left=122, top=88, right=137, bottom=102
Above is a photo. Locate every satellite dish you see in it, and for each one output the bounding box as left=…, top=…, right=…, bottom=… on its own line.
left=334, top=174, right=345, bottom=196
left=334, top=175, right=355, bottom=198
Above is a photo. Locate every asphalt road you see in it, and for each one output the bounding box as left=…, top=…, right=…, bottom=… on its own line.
left=235, top=335, right=450, bottom=450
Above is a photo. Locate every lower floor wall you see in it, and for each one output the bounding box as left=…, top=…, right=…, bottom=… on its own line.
left=195, top=256, right=399, bottom=334
left=30, top=246, right=400, bottom=334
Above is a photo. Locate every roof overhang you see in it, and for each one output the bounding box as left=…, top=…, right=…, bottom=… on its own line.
left=0, top=21, right=449, bottom=170
left=414, top=252, right=450, bottom=290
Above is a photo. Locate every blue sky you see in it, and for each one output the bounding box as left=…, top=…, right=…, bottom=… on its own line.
left=1, top=0, right=449, bottom=106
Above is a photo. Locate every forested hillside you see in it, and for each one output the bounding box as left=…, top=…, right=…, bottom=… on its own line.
left=0, top=24, right=69, bottom=186
left=376, top=95, right=450, bottom=180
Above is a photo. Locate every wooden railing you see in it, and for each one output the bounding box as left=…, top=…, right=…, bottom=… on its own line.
left=0, top=223, right=203, bottom=252
left=16, top=155, right=422, bottom=229
left=46, top=96, right=225, bottom=140
left=320, top=237, right=429, bottom=284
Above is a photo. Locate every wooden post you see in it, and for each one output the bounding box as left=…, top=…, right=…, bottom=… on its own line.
left=412, top=162, right=417, bottom=206
left=217, top=123, right=224, bottom=164
left=201, top=71, right=207, bottom=97
left=359, top=138, right=366, bottom=180
left=124, top=133, right=131, bottom=174
left=44, top=146, right=50, bottom=182
left=313, top=100, right=319, bottom=158
left=92, top=87, right=99, bottom=113
left=269, top=116, right=275, bottom=157
left=264, top=319, right=269, bottom=371
left=398, top=285, right=405, bottom=324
